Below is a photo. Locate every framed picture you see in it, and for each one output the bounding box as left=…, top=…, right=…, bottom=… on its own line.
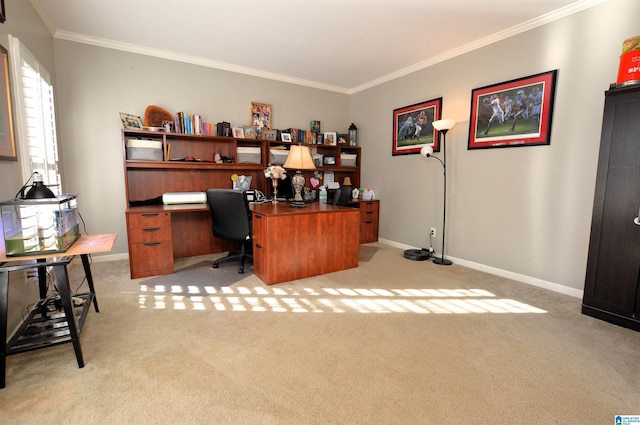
left=120, top=113, right=143, bottom=130
left=468, top=70, right=558, bottom=150
left=251, top=101, right=272, bottom=130
left=310, top=120, right=321, bottom=132
left=323, top=131, right=337, bottom=146
left=232, top=127, right=244, bottom=138
left=243, top=126, right=255, bottom=139
left=323, top=156, right=337, bottom=166
left=316, top=132, right=324, bottom=145
left=0, top=43, right=16, bottom=160
left=337, top=134, right=348, bottom=146
left=393, top=97, right=442, bottom=156
left=262, top=129, right=277, bottom=141
left=281, top=133, right=292, bottom=142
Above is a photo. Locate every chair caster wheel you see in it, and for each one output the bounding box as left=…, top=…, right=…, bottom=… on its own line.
left=212, top=264, right=219, bottom=269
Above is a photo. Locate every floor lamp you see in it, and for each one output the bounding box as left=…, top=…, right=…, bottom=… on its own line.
left=423, top=118, right=456, bottom=266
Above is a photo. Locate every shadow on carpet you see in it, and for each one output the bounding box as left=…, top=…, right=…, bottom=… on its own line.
left=358, top=245, right=378, bottom=262
left=139, top=260, right=252, bottom=290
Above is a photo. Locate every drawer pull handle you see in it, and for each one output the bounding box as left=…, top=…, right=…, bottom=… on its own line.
left=365, top=221, right=374, bottom=224
left=255, top=243, right=263, bottom=248
left=141, top=213, right=160, bottom=217
left=365, top=211, right=373, bottom=215
left=255, top=215, right=263, bottom=219
left=143, top=227, right=160, bottom=232
left=143, top=242, right=161, bottom=247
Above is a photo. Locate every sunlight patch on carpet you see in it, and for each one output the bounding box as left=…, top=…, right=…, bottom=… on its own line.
left=136, top=284, right=547, bottom=314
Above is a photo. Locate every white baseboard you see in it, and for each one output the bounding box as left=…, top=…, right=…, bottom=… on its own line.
left=379, top=238, right=583, bottom=299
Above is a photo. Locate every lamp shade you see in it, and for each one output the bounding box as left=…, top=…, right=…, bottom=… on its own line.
left=420, top=145, right=434, bottom=158
left=432, top=119, right=456, bottom=131
left=283, top=145, right=316, bottom=170
left=25, top=173, right=56, bottom=199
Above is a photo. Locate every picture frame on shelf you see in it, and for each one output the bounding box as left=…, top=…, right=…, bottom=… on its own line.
left=316, top=133, right=324, bottom=145
left=323, top=156, right=337, bottom=166
left=262, top=129, right=277, bottom=141
left=251, top=101, right=272, bottom=130
left=323, top=132, right=337, bottom=146
left=119, top=112, right=144, bottom=130
left=393, top=97, right=442, bottom=156
left=310, top=120, right=321, bottom=132
left=337, top=134, right=348, bottom=146
left=0, top=43, right=15, bottom=160
left=243, top=126, right=255, bottom=139
left=281, top=133, right=292, bottom=142
left=232, top=127, right=245, bottom=138
left=468, top=70, right=557, bottom=150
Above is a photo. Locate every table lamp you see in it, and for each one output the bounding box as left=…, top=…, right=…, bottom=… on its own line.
left=283, top=144, right=316, bottom=208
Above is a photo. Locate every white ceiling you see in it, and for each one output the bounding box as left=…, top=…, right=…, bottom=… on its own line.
left=30, top=0, right=604, bottom=93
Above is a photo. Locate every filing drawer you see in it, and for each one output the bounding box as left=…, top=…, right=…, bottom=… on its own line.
left=129, top=226, right=172, bottom=244
left=129, top=240, right=174, bottom=277
left=128, top=212, right=171, bottom=228
left=357, top=200, right=379, bottom=244
left=126, top=210, right=174, bottom=279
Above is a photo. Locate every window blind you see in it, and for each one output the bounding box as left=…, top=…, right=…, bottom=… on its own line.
left=8, top=35, right=61, bottom=195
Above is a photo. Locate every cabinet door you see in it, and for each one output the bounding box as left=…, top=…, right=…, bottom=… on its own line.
left=584, top=88, right=640, bottom=318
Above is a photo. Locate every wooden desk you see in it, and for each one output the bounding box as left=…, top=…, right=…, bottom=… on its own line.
left=250, top=203, right=360, bottom=285
left=0, top=233, right=117, bottom=388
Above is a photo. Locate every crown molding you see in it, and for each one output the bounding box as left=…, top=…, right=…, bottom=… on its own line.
left=32, top=0, right=606, bottom=95
left=348, top=0, right=608, bottom=94
left=53, top=30, right=350, bottom=95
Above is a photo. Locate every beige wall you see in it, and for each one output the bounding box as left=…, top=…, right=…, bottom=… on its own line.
left=351, top=0, right=639, bottom=293
left=0, top=0, right=56, bottom=335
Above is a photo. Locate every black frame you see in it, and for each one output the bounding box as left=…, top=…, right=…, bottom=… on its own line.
left=0, top=0, right=5, bottom=23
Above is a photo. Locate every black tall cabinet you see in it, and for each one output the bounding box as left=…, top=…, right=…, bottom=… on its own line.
left=583, top=84, right=640, bottom=332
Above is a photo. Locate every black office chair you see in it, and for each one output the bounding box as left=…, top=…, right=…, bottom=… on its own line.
left=332, top=186, right=352, bottom=206
left=206, top=189, right=253, bottom=273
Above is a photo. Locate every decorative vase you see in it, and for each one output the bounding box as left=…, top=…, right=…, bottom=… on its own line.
left=271, top=177, right=279, bottom=204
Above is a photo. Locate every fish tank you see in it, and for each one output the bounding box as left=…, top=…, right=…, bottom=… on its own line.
left=0, top=194, right=80, bottom=256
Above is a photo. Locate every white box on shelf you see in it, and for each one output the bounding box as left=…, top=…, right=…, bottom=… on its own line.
left=237, top=146, right=261, bottom=164
left=126, top=139, right=163, bottom=161
left=269, top=148, right=289, bottom=165
left=340, top=153, right=357, bottom=167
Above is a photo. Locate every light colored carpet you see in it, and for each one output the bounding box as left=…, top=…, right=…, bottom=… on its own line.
left=1, top=243, right=639, bottom=424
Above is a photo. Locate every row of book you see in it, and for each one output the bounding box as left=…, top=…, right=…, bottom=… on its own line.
left=171, top=113, right=348, bottom=145
left=174, top=112, right=215, bottom=135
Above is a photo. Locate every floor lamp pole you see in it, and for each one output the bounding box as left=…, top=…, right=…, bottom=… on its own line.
left=434, top=129, right=452, bottom=266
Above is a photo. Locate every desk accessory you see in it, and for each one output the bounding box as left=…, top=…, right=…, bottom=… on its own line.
left=283, top=144, right=316, bottom=208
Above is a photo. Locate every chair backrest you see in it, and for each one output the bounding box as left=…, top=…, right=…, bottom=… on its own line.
left=206, top=189, right=252, bottom=242
left=332, top=186, right=351, bottom=206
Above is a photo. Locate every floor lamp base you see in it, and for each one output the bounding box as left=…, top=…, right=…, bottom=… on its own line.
left=433, top=257, right=452, bottom=266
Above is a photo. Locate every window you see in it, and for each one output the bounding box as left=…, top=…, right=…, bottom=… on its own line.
left=8, top=35, right=61, bottom=195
